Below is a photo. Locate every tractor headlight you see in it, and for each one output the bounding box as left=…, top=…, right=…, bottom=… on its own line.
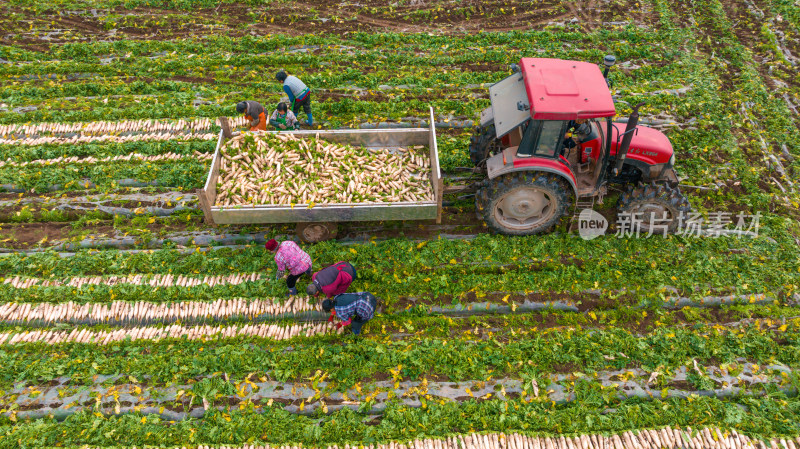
left=668, top=153, right=675, bottom=167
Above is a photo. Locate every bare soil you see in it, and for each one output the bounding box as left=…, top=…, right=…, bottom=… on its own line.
left=0, top=223, right=73, bottom=248
left=0, top=0, right=659, bottom=49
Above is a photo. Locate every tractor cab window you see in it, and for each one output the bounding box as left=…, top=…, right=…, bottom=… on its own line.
left=517, top=120, right=565, bottom=158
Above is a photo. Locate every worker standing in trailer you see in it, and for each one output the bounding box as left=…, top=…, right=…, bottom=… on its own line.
left=322, top=291, right=378, bottom=335
left=276, top=71, right=313, bottom=126
left=265, top=238, right=312, bottom=296
left=236, top=100, right=268, bottom=131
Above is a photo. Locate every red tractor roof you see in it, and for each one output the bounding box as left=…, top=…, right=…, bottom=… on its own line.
left=520, top=58, right=616, bottom=120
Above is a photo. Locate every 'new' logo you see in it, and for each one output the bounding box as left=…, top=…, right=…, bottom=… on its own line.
left=578, top=209, right=608, bottom=240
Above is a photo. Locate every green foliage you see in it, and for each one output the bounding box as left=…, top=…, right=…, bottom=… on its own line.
left=2, top=395, right=800, bottom=448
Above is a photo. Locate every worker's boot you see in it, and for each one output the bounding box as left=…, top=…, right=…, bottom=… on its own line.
left=287, top=287, right=298, bottom=296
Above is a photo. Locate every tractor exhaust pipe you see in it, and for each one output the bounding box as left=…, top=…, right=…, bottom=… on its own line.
left=613, top=102, right=646, bottom=177
left=602, top=55, right=616, bottom=86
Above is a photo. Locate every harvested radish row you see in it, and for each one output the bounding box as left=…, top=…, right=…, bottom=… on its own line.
left=0, top=116, right=228, bottom=138
left=74, top=429, right=800, bottom=449
left=0, top=321, right=341, bottom=345
left=215, top=132, right=434, bottom=206
left=2, top=272, right=264, bottom=290
left=0, top=116, right=251, bottom=146
left=0, top=297, right=320, bottom=323
left=0, top=131, right=217, bottom=146
left=0, top=151, right=211, bottom=168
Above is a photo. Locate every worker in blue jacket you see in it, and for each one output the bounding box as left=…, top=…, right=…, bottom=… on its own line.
left=322, top=292, right=378, bottom=335
left=276, top=71, right=312, bottom=126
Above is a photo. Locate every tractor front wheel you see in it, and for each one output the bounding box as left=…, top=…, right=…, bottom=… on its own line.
left=469, top=124, right=502, bottom=166
left=617, top=182, right=691, bottom=234
left=477, top=172, right=570, bottom=235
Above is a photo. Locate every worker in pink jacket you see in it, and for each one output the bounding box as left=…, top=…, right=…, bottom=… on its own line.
left=265, top=238, right=312, bottom=296
left=305, top=261, right=357, bottom=298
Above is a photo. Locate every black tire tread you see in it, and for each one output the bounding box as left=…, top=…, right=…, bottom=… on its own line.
left=476, top=172, right=571, bottom=236
left=617, top=182, right=691, bottom=234
left=469, top=124, right=501, bottom=166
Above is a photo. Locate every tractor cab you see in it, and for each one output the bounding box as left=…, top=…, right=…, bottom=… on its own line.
left=471, top=57, right=689, bottom=236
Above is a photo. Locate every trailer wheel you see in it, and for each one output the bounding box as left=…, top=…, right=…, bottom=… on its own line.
left=296, top=222, right=338, bottom=243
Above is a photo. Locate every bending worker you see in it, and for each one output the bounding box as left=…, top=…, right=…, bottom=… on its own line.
left=265, top=238, right=312, bottom=296
left=269, top=102, right=300, bottom=130
left=236, top=100, right=267, bottom=131
left=322, top=292, right=378, bottom=335
left=276, top=71, right=312, bottom=126
left=306, top=261, right=357, bottom=298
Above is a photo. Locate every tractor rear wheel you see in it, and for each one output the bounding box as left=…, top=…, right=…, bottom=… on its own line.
left=469, top=124, right=502, bottom=166
left=477, top=172, right=570, bottom=235
left=617, top=182, right=691, bottom=234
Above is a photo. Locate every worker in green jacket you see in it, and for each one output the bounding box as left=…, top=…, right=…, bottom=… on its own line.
left=268, top=102, right=300, bottom=130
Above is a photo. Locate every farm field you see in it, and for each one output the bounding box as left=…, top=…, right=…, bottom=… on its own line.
left=1, top=0, right=800, bottom=448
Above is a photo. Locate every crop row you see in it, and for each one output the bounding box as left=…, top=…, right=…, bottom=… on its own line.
left=1, top=319, right=796, bottom=387
left=0, top=321, right=339, bottom=346
left=7, top=361, right=793, bottom=422
left=34, top=430, right=799, bottom=449
left=0, top=156, right=209, bottom=192
left=3, top=395, right=800, bottom=447
left=0, top=268, right=784, bottom=309
left=0, top=296, right=317, bottom=323
left=0, top=130, right=217, bottom=146
left=0, top=298, right=794, bottom=340
left=0, top=116, right=246, bottom=147
left=0, top=31, right=667, bottom=79
left=0, top=117, right=217, bottom=137
left=1, top=232, right=796, bottom=305
left=0, top=151, right=211, bottom=168
left=2, top=272, right=263, bottom=289
left=0, top=141, right=216, bottom=167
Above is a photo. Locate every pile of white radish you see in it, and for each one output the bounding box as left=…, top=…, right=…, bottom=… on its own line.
left=0, top=131, right=217, bottom=146
left=0, top=297, right=319, bottom=323
left=0, top=117, right=217, bottom=137
left=0, top=116, right=250, bottom=146
left=3, top=272, right=264, bottom=290
left=0, top=151, right=211, bottom=168
left=76, top=430, right=800, bottom=449
left=0, top=321, right=340, bottom=345
left=215, top=133, right=434, bottom=207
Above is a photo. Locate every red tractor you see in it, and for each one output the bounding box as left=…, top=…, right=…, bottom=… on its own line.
left=469, top=56, right=690, bottom=235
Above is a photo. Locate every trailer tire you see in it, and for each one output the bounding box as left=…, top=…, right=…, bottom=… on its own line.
left=296, top=222, right=338, bottom=243
left=478, top=172, right=569, bottom=235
